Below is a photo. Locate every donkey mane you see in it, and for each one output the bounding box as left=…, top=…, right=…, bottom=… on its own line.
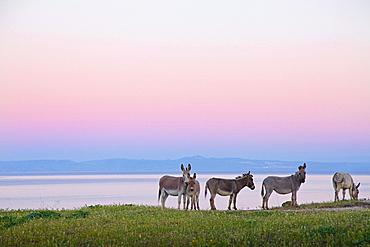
left=235, top=172, right=252, bottom=180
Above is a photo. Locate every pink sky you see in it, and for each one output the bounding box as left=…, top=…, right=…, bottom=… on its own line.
left=0, top=1, right=369, bottom=162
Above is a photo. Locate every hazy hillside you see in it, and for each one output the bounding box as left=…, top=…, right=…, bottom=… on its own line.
left=0, top=156, right=368, bottom=175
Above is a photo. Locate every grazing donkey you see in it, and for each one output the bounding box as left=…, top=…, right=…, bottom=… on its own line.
left=261, top=163, right=306, bottom=209
left=185, top=173, right=200, bottom=210
left=158, top=164, right=191, bottom=209
left=332, top=172, right=360, bottom=201
left=205, top=172, right=255, bottom=210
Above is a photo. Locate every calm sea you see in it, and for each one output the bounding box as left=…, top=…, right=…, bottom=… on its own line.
left=0, top=174, right=368, bottom=210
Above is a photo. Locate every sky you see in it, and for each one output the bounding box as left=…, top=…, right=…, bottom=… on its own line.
left=0, top=1, right=369, bottom=162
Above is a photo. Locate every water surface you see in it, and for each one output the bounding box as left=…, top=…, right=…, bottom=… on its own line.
left=1, top=174, right=368, bottom=210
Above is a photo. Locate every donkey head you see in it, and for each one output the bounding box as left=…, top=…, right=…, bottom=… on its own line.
left=297, top=163, right=307, bottom=183
left=240, top=171, right=255, bottom=190
left=187, top=173, right=197, bottom=192
left=181, top=164, right=192, bottom=183
left=351, top=182, right=361, bottom=200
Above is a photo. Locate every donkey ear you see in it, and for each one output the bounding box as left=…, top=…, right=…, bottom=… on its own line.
left=303, top=163, right=306, bottom=168
left=356, top=182, right=361, bottom=188
left=193, top=173, right=197, bottom=179
left=247, top=171, right=250, bottom=175
left=181, top=164, right=185, bottom=171
left=187, top=164, right=191, bottom=171
left=298, top=166, right=302, bottom=170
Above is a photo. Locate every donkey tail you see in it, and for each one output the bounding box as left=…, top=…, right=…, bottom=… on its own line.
left=204, top=183, right=208, bottom=198
left=261, top=183, right=265, bottom=197
left=158, top=187, right=161, bottom=202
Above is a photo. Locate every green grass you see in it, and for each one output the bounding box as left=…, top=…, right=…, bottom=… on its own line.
left=0, top=202, right=369, bottom=246
left=275, top=199, right=368, bottom=210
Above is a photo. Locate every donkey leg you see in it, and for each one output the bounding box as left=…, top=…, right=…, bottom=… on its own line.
left=262, top=196, right=269, bottom=210
left=335, top=186, right=342, bottom=201
left=196, top=195, right=200, bottom=210
left=233, top=193, right=238, bottom=210
left=185, top=196, right=190, bottom=210
left=291, top=191, right=297, bottom=206
left=334, top=189, right=339, bottom=201
left=191, top=196, right=195, bottom=210
left=210, top=194, right=217, bottom=210
left=161, top=192, right=169, bottom=210
left=177, top=194, right=183, bottom=209
left=228, top=195, right=233, bottom=210
left=262, top=197, right=266, bottom=209
left=262, top=190, right=272, bottom=210
left=342, top=188, right=346, bottom=200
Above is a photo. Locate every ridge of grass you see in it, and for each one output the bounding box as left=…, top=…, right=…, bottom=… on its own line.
left=275, top=199, right=368, bottom=210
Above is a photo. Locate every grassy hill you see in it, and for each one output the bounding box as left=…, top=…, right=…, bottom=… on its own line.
left=0, top=201, right=369, bottom=246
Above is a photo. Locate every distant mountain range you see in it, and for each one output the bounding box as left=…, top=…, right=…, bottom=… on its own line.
left=0, top=156, right=368, bottom=175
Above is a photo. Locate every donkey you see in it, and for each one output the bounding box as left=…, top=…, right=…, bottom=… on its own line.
left=185, top=173, right=200, bottom=210
left=261, top=163, right=306, bottom=209
left=158, top=164, right=191, bottom=209
left=332, top=172, right=360, bottom=201
left=205, top=171, right=255, bottom=210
